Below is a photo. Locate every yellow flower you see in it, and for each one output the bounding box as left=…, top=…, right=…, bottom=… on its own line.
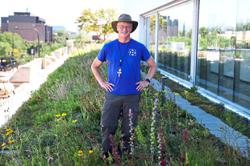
left=5, top=128, right=11, bottom=131
left=55, top=114, right=61, bottom=118
left=8, top=139, right=15, bottom=144
left=1, top=143, right=6, bottom=148
left=6, top=128, right=13, bottom=133
left=78, top=150, right=84, bottom=156
left=5, top=128, right=14, bottom=136
left=88, top=149, right=94, bottom=155
left=61, top=113, right=67, bottom=117
left=72, top=120, right=77, bottom=123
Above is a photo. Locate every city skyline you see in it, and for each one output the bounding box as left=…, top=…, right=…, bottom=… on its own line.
left=0, top=0, right=123, bottom=32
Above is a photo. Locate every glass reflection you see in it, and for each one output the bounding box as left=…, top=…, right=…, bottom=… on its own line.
left=197, top=0, right=250, bottom=109
left=146, top=15, right=156, bottom=58
left=158, top=2, right=193, bottom=80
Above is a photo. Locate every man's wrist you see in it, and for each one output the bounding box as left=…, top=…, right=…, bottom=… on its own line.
left=145, top=78, right=151, bottom=83
left=98, top=79, right=105, bottom=85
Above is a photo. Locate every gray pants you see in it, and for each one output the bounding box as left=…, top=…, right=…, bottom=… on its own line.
left=101, top=93, right=140, bottom=155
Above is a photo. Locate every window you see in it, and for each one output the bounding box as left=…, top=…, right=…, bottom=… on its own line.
left=145, top=15, right=156, bottom=58
left=197, top=0, right=250, bottom=109
left=158, top=2, right=193, bottom=80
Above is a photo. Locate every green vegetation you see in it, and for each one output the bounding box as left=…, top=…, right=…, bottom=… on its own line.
left=53, top=30, right=70, bottom=46
left=0, top=49, right=248, bottom=165
left=76, top=8, right=117, bottom=41
left=0, top=32, right=26, bottom=57
left=0, top=31, right=65, bottom=64
left=151, top=70, right=250, bottom=138
left=147, top=24, right=250, bottom=138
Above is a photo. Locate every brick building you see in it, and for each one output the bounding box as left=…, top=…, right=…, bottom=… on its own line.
left=1, top=12, right=53, bottom=43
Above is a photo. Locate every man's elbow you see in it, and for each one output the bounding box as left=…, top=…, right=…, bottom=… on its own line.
left=150, top=61, right=157, bottom=70
left=91, top=62, right=95, bottom=71
left=153, top=62, right=157, bottom=68
left=91, top=58, right=101, bottom=72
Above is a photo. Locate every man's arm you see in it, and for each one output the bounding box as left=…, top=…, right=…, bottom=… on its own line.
left=136, top=56, right=157, bottom=91
left=145, top=56, right=157, bottom=80
left=91, top=57, right=114, bottom=92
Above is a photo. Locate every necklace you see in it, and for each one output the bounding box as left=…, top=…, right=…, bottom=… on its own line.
left=117, top=40, right=130, bottom=77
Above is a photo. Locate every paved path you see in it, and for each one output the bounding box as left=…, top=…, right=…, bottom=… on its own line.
left=0, top=52, right=69, bottom=127
left=150, top=78, right=250, bottom=158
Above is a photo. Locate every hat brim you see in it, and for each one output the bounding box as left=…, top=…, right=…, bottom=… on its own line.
left=111, top=21, right=138, bottom=33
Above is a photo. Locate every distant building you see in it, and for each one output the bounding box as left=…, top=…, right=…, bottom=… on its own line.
left=1, top=12, right=53, bottom=43
left=166, top=16, right=178, bottom=37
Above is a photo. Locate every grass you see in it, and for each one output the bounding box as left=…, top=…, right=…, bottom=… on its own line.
left=0, top=48, right=249, bottom=165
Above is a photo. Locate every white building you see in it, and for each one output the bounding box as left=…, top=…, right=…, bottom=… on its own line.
left=123, top=0, right=250, bottom=119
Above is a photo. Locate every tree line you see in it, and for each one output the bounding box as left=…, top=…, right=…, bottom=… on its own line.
left=0, top=30, right=69, bottom=61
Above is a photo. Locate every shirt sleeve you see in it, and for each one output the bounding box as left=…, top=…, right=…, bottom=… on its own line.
left=97, top=45, right=107, bottom=62
left=141, top=44, right=151, bottom=61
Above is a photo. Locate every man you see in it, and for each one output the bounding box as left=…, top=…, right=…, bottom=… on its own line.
left=91, top=14, right=156, bottom=159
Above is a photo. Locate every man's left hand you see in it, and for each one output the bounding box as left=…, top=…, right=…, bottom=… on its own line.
left=136, top=80, right=150, bottom=91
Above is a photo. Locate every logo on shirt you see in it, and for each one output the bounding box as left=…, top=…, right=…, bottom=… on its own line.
left=128, top=49, right=136, bottom=56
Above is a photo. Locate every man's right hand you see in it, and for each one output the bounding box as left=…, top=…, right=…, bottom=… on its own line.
left=99, top=81, right=114, bottom=92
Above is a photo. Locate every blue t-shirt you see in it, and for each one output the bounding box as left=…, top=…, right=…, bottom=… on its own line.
left=97, top=39, right=150, bottom=95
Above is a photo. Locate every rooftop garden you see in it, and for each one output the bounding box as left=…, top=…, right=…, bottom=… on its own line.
left=0, top=48, right=248, bottom=165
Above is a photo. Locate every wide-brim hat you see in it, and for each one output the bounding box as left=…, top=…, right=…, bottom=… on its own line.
left=111, top=14, right=138, bottom=33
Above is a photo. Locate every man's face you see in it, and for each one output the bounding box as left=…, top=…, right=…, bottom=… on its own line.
left=117, top=22, right=132, bottom=38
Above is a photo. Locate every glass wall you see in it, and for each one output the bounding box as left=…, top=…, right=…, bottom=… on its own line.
left=143, top=0, right=250, bottom=111
left=145, top=15, right=156, bottom=58
left=196, top=0, right=250, bottom=109
left=158, top=1, right=193, bottom=80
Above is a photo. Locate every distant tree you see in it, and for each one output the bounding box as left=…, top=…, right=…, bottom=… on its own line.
left=237, top=22, right=250, bottom=31
left=149, top=15, right=156, bottom=34
left=96, top=9, right=116, bottom=41
left=0, top=32, right=25, bottom=57
left=187, top=29, right=192, bottom=38
left=199, top=27, right=208, bottom=39
left=199, top=27, right=208, bottom=49
left=0, top=41, right=11, bottom=57
left=53, top=30, right=69, bottom=46
left=207, top=28, right=219, bottom=48
left=74, top=32, right=91, bottom=48
left=243, top=22, right=250, bottom=30
left=76, top=8, right=116, bottom=41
